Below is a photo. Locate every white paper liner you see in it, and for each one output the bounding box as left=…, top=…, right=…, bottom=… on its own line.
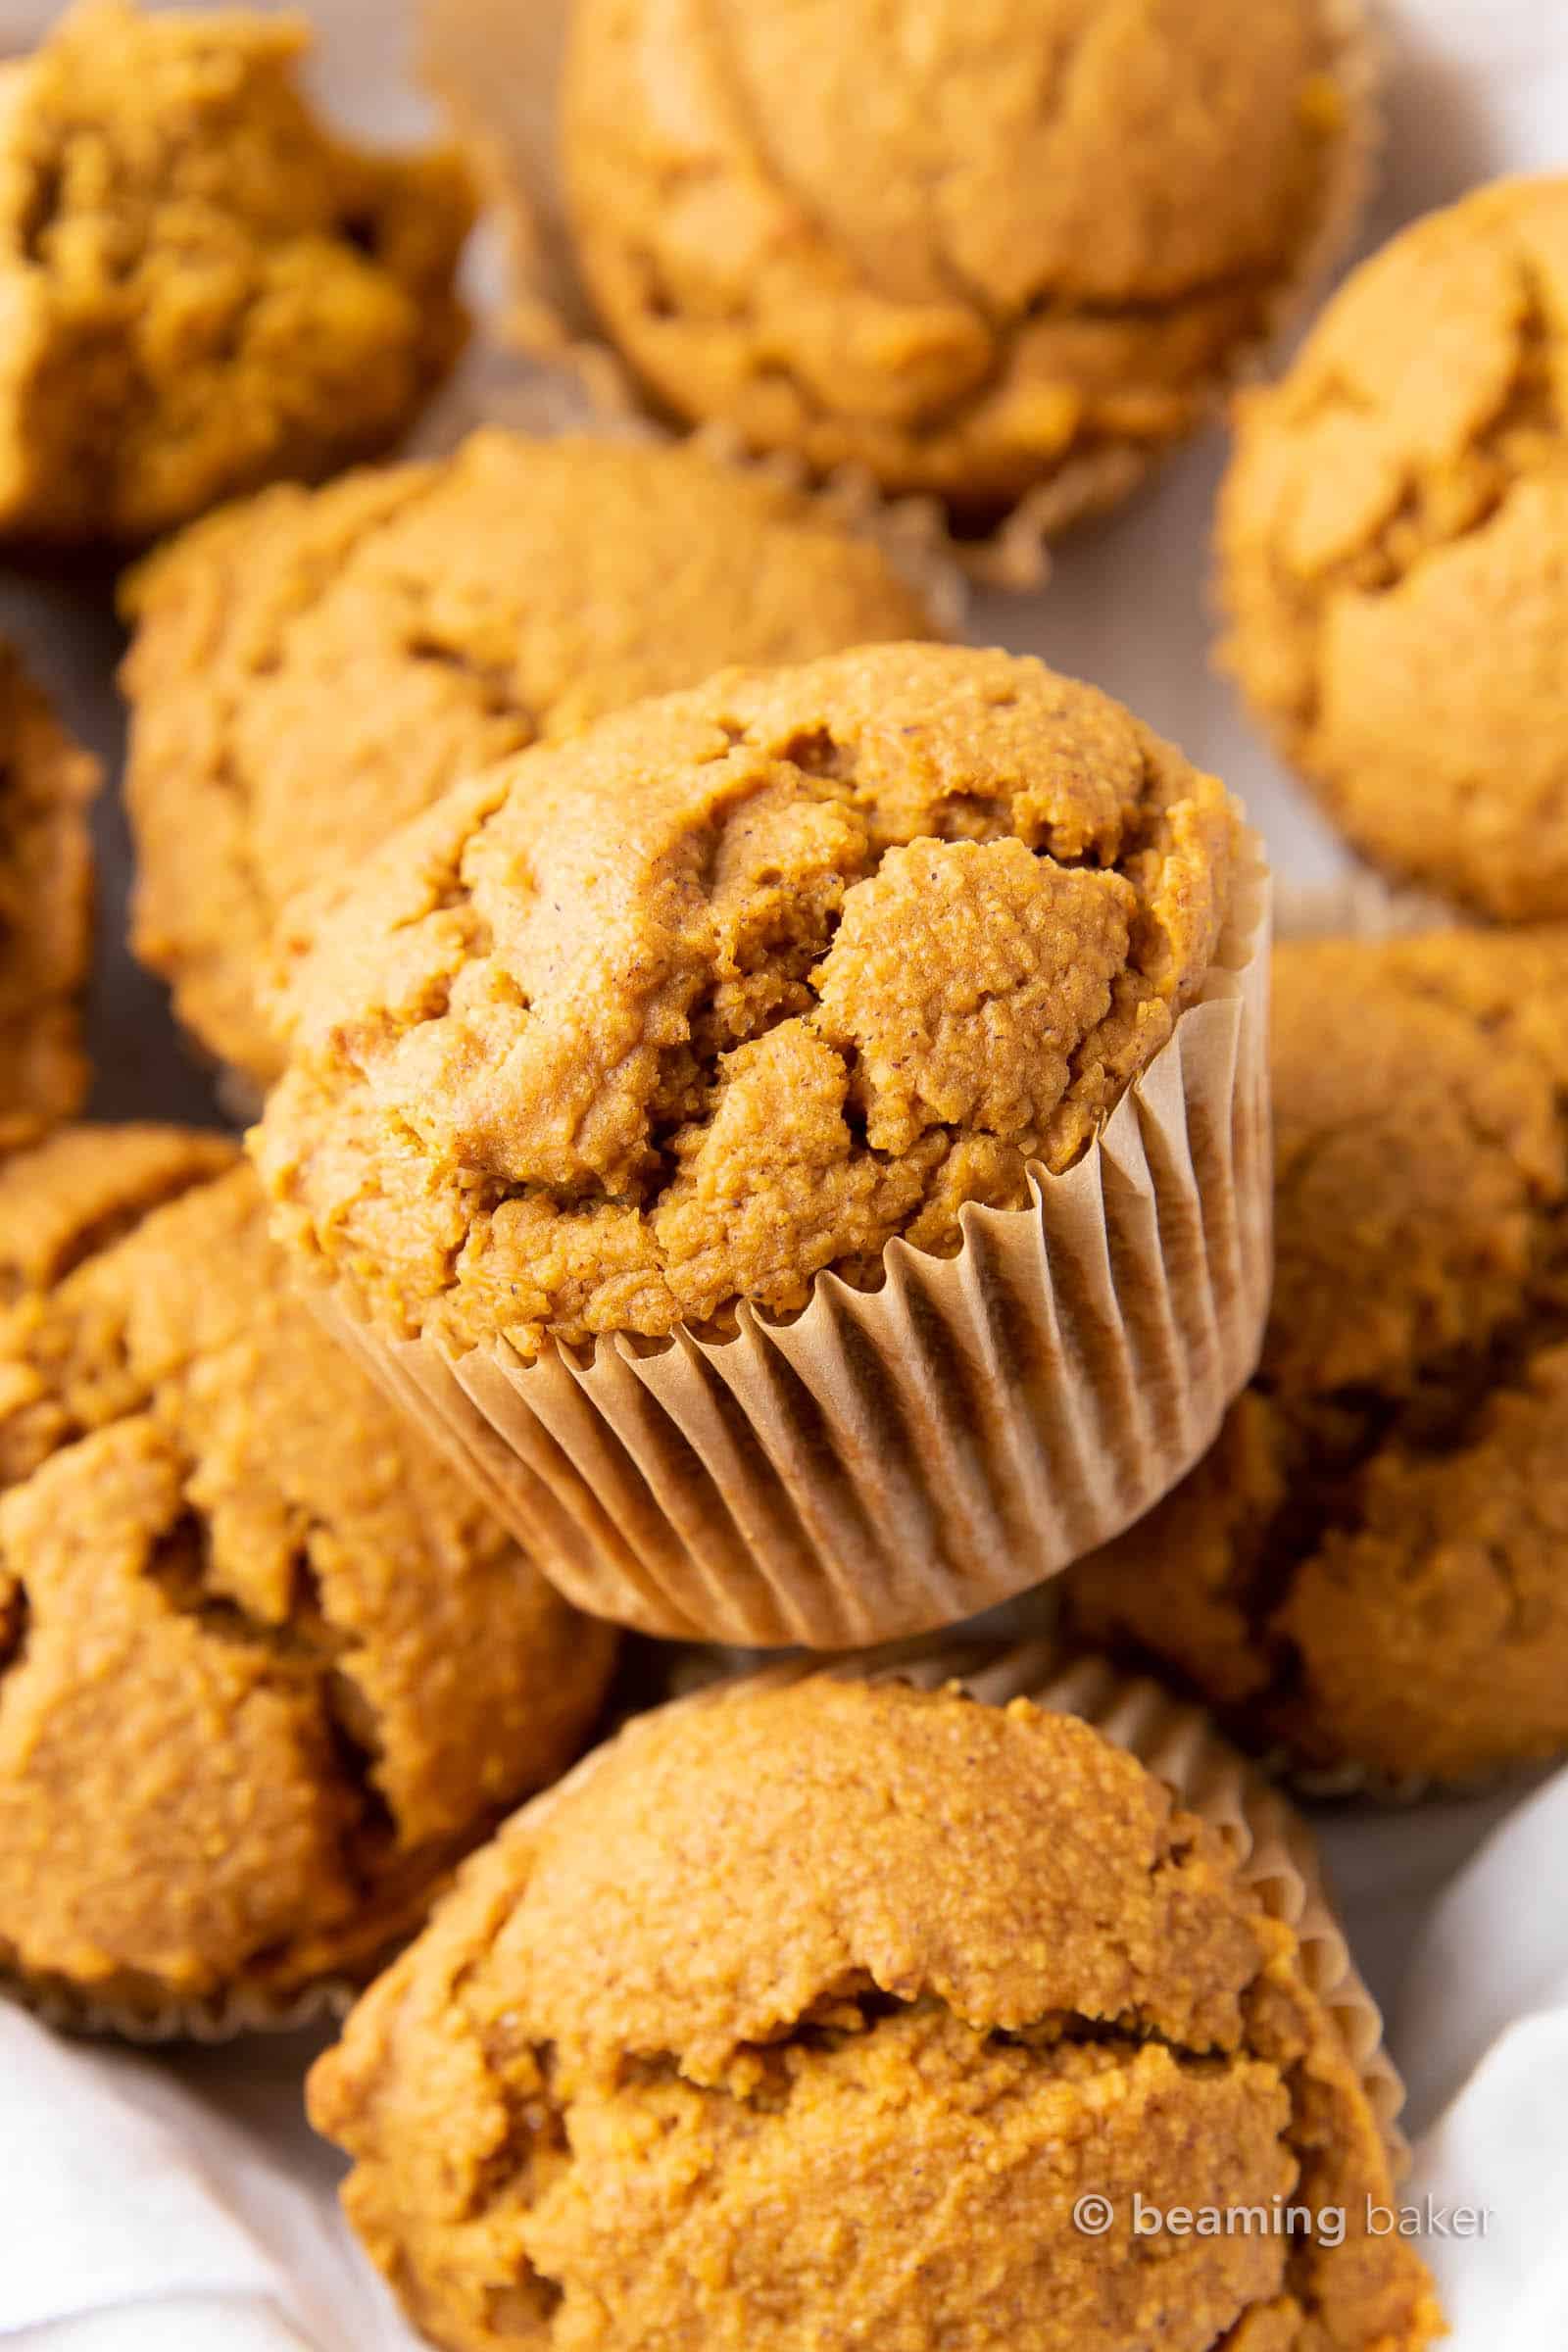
left=419, top=0, right=1382, bottom=588
left=314, top=834, right=1271, bottom=1650
left=4, top=1966, right=359, bottom=2047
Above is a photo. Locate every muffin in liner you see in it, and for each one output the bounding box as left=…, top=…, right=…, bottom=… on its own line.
left=297, top=782, right=1269, bottom=1650
left=1056, top=886, right=1568, bottom=1808
left=419, top=0, right=1380, bottom=588
left=0, top=1129, right=617, bottom=2044
left=1266, top=881, right=1522, bottom=1806
left=310, top=1642, right=1430, bottom=2349
left=404, top=337, right=969, bottom=637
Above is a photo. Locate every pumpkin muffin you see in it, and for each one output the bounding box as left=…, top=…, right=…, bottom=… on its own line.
left=558, top=0, right=1366, bottom=522
left=1220, top=175, right=1568, bottom=921
left=0, top=647, right=98, bottom=1152
left=253, top=641, right=1241, bottom=1358
left=0, top=0, right=471, bottom=545
left=0, top=1124, right=615, bottom=2027
left=121, top=431, right=940, bottom=1089
left=311, top=1673, right=1442, bottom=2352
left=1066, top=927, right=1568, bottom=1788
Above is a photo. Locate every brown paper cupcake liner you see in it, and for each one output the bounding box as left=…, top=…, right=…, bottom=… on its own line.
left=311, top=835, right=1271, bottom=1651
left=419, top=0, right=1381, bottom=589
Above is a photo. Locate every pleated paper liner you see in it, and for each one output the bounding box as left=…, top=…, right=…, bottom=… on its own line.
left=4, top=1966, right=357, bottom=2047
left=492, top=1640, right=1409, bottom=2174
left=418, top=0, right=1381, bottom=590
left=312, top=833, right=1272, bottom=1651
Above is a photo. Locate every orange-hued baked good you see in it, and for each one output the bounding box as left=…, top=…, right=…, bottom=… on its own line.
left=311, top=1673, right=1443, bottom=2351
left=0, top=647, right=98, bottom=1150
left=0, top=1126, right=614, bottom=2025
left=558, top=0, right=1366, bottom=522
left=0, top=0, right=471, bottom=543
left=253, top=642, right=1240, bottom=1357
left=1220, top=175, right=1568, bottom=921
left=121, top=430, right=938, bottom=1086
left=1067, top=928, right=1568, bottom=1787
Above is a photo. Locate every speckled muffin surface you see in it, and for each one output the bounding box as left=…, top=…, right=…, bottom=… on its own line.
left=0, top=647, right=98, bottom=1152
left=1066, top=929, right=1568, bottom=1787
left=122, top=430, right=939, bottom=1085
left=253, top=642, right=1239, bottom=1358
left=0, top=0, right=471, bottom=544
left=561, top=0, right=1359, bottom=515
left=1221, top=175, right=1568, bottom=922
left=311, top=1675, right=1442, bottom=2352
left=0, top=1125, right=614, bottom=2021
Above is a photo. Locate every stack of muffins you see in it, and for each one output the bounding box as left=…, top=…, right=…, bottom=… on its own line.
left=2, top=0, right=1565, bottom=2343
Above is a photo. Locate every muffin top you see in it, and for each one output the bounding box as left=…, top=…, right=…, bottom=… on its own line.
left=0, top=0, right=472, bottom=543
left=122, top=430, right=939, bottom=1085
left=1067, top=929, right=1568, bottom=1785
left=1220, top=175, right=1568, bottom=921
left=253, top=643, right=1239, bottom=1357
left=0, top=648, right=98, bottom=1152
left=0, top=1125, right=614, bottom=2015
left=312, top=1675, right=1440, bottom=2352
left=561, top=0, right=1357, bottom=512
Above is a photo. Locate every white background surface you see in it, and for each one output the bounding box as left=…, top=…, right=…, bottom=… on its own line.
left=0, top=0, right=1565, bottom=2345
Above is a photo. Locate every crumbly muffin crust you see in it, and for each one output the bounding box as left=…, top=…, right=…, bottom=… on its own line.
left=0, top=647, right=98, bottom=1152
left=0, top=0, right=471, bottom=544
left=561, top=0, right=1356, bottom=514
left=253, top=643, right=1239, bottom=1357
left=1067, top=930, right=1568, bottom=1785
left=0, top=1125, right=614, bottom=2016
left=1220, top=175, right=1568, bottom=922
left=121, top=430, right=938, bottom=1085
left=312, top=1676, right=1441, bottom=2352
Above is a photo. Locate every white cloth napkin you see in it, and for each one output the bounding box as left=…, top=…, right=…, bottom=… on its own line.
left=0, top=2011, right=399, bottom=2350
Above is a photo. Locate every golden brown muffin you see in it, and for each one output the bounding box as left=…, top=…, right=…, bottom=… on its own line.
left=1220, top=176, right=1568, bottom=922
left=252, top=642, right=1240, bottom=1357
left=121, top=430, right=940, bottom=1087
left=559, top=0, right=1362, bottom=520
left=311, top=1674, right=1442, bottom=2352
left=0, top=648, right=98, bottom=1151
left=0, top=0, right=471, bottom=544
left=0, top=1124, right=615, bottom=2024
left=1066, top=928, right=1568, bottom=1788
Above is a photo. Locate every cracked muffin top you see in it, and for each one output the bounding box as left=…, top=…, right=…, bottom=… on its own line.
left=1066, top=929, right=1568, bottom=1787
left=252, top=643, right=1241, bottom=1358
left=1220, top=175, right=1568, bottom=922
left=0, top=1124, right=614, bottom=2018
left=0, top=0, right=471, bottom=544
left=560, top=0, right=1360, bottom=517
left=121, top=429, right=939, bottom=1087
left=0, top=648, right=98, bottom=1152
left=311, top=1674, right=1442, bottom=2352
